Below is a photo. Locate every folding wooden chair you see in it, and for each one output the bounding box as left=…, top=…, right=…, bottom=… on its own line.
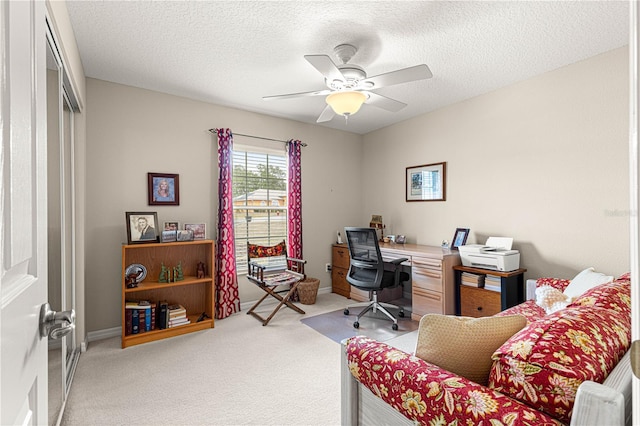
left=246, top=241, right=306, bottom=326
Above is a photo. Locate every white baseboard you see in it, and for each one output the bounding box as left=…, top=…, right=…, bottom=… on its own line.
left=87, top=286, right=334, bottom=343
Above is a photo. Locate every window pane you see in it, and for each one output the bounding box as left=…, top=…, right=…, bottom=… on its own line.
left=232, top=148, right=287, bottom=274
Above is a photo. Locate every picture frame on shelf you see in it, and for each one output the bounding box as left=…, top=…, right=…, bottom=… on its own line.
left=406, top=162, right=446, bottom=202
left=126, top=211, right=160, bottom=244
left=451, top=228, right=470, bottom=250
left=148, top=172, right=179, bottom=206
left=396, top=235, right=406, bottom=244
left=161, top=230, right=177, bottom=243
left=177, top=229, right=194, bottom=242
left=163, top=221, right=179, bottom=231
left=184, top=223, right=206, bottom=240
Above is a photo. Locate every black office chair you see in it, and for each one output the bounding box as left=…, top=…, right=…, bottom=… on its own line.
left=343, top=227, right=410, bottom=330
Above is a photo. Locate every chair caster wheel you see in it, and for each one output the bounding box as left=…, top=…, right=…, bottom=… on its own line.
left=344, top=309, right=349, bottom=315
left=353, top=322, right=360, bottom=329
left=399, top=311, right=405, bottom=318
left=392, top=323, right=398, bottom=331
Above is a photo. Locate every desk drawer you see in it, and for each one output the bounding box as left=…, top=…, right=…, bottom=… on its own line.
left=411, top=256, right=443, bottom=293
left=332, top=245, right=350, bottom=269
left=460, top=286, right=501, bottom=317
left=412, top=287, right=443, bottom=316
left=331, top=267, right=350, bottom=298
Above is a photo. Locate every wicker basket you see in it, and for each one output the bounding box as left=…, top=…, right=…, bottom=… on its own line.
left=297, top=277, right=320, bottom=305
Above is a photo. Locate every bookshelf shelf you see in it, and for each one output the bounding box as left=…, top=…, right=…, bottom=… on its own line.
left=121, top=239, right=215, bottom=348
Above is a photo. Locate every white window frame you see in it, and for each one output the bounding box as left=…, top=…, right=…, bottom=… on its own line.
left=232, top=143, right=287, bottom=275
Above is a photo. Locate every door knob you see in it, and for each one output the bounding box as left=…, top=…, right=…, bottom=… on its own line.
left=39, top=303, right=75, bottom=339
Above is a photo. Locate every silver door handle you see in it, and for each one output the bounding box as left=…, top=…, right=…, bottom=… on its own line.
left=39, top=303, right=75, bottom=339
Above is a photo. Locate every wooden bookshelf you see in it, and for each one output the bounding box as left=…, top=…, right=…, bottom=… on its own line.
left=121, top=239, right=215, bottom=348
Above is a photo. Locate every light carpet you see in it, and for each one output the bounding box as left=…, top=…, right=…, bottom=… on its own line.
left=61, top=293, right=350, bottom=426
left=300, top=306, right=419, bottom=344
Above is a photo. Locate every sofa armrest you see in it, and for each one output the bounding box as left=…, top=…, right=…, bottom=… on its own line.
left=570, top=350, right=631, bottom=426
left=343, top=336, right=562, bottom=425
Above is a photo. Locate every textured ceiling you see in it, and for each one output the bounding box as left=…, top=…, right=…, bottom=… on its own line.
left=66, top=1, right=629, bottom=135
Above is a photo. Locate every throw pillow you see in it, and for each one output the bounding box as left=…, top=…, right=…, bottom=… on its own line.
left=563, top=267, right=613, bottom=300
left=414, top=314, right=526, bottom=386
left=535, top=285, right=571, bottom=314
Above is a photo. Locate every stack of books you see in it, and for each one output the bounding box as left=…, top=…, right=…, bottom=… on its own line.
left=125, top=301, right=156, bottom=335
left=167, top=304, right=190, bottom=328
left=460, top=272, right=485, bottom=288
left=484, top=275, right=502, bottom=292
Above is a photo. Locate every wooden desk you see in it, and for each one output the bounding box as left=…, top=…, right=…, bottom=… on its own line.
left=331, top=242, right=461, bottom=321
left=453, top=265, right=527, bottom=317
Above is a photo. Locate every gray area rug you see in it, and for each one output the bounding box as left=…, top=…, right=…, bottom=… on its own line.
left=300, top=306, right=419, bottom=344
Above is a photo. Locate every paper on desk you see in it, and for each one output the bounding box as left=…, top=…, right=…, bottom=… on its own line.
left=485, top=237, right=513, bottom=250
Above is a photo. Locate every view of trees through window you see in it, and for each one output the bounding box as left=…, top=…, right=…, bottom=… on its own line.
left=232, top=149, right=287, bottom=273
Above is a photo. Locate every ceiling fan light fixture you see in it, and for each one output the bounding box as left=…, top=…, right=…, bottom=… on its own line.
left=326, top=91, right=367, bottom=117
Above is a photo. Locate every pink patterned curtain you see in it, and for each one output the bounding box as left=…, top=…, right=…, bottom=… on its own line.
left=215, top=129, right=240, bottom=319
left=287, top=139, right=303, bottom=260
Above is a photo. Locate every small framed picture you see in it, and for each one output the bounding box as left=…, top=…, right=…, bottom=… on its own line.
left=451, top=228, right=470, bottom=250
left=164, top=221, right=179, bottom=231
left=396, top=235, right=406, bottom=244
left=161, top=230, right=177, bottom=243
left=177, top=229, right=194, bottom=242
left=148, top=172, right=179, bottom=206
left=126, top=212, right=160, bottom=244
left=184, top=223, right=206, bottom=240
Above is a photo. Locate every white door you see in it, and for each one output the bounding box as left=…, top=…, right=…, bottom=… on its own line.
left=1, top=1, right=49, bottom=424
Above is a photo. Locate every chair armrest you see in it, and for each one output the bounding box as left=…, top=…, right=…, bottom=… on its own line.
left=386, top=257, right=408, bottom=266
left=286, top=257, right=306, bottom=264
left=344, top=336, right=561, bottom=424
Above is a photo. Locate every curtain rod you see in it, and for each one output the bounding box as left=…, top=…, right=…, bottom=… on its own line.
left=208, top=128, right=307, bottom=147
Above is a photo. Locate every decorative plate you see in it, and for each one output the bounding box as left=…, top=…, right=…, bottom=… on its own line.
left=125, top=263, right=147, bottom=283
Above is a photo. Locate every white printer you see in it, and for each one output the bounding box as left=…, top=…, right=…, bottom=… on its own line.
left=458, top=237, right=520, bottom=272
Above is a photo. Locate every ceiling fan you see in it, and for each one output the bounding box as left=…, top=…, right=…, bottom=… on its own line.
left=263, top=44, right=433, bottom=123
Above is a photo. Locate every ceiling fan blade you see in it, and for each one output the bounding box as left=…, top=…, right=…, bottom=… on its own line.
left=263, top=89, right=332, bottom=101
left=304, top=54, right=345, bottom=82
left=365, top=64, right=433, bottom=89
left=316, top=104, right=335, bottom=123
left=365, top=92, right=407, bottom=112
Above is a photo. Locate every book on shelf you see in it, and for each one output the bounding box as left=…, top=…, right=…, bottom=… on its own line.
left=157, top=302, right=169, bottom=330
left=168, top=304, right=187, bottom=319
left=168, top=317, right=191, bottom=327
left=125, top=301, right=155, bottom=334
left=460, top=272, right=485, bottom=287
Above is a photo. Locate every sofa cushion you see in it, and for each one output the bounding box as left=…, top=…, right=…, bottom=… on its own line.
left=489, top=306, right=631, bottom=424
left=345, top=336, right=563, bottom=425
left=496, top=299, right=546, bottom=323
left=535, top=285, right=571, bottom=314
left=415, top=314, right=526, bottom=386
left=535, top=277, right=571, bottom=292
left=568, top=274, right=631, bottom=317
left=563, top=267, right=613, bottom=300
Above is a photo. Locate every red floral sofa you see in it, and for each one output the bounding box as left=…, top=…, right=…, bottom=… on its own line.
left=341, top=273, right=632, bottom=426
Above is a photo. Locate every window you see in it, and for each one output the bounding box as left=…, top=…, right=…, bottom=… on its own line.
left=232, top=148, right=287, bottom=274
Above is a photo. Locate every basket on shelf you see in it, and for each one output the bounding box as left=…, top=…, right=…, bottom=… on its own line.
left=297, top=277, right=320, bottom=305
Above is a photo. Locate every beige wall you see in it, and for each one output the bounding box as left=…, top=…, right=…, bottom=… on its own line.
left=85, top=79, right=362, bottom=332
left=86, top=46, right=628, bottom=334
left=362, top=47, right=629, bottom=280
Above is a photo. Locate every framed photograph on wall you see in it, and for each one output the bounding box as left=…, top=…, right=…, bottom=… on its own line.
left=406, top=162, right=446, bottom=202
left=126, top=212, right=160, bottom=244
left=148, top=172, right=179, bottom=206
left=451, top=228, right=470, bottom=250
left=184, top=223, right=206, bottom=240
